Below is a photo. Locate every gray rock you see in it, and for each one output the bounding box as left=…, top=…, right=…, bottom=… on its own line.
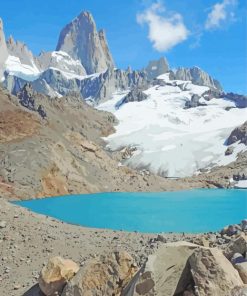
left=56, top=11, right=114, bottom=74
left=0, top=19, right=9, bottom=79
left=144, top=57, right=169, bottom=80
left=133, top=242, right=198, bottom=296
left=227, top=121, right=247, bottom=145
left=7, top=36, right=39, bottom=70
left=184, top=94, right=206, bottom=109
left=231, top=253, right=247, bottom=265
left=175, top=66, right=222, bottom=91
left=223, top=92, right=247, bottom=108
left=241, top=220, right=247, bottom=231
left=234, top=262, right=247, bottom=284
left=225, top=146, right=234, bottom=156
left=37, top=51, right=87, bottom=76
left=116, top=88, right=148, bottom=109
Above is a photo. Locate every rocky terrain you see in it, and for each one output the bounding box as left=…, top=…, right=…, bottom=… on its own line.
left=0, top=85, right=211, bottom=201
left=0, top=197, right=246, bottom=296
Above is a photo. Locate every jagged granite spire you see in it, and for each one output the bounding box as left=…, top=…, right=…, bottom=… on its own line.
left=175, top=66, right=222, bottom=91
left=56, top=11, right=114, bottom=75
left=144, top=57, right=169, bottom=80
left=6, top=35, right=39, bottom=69
left=0, top=18, right=8, bottom=79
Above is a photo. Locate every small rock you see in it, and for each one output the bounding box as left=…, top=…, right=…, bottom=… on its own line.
left=0, top=221, right=7, bottom=228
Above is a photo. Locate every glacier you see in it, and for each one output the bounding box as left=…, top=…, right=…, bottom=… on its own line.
left=98, top=74, right=247, bottom=177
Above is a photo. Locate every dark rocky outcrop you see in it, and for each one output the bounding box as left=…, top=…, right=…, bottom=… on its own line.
left=116, top=88, right=148, bottom=109
left=184, top=94, right=207, bottom=109
left=222, top=92, right=247, bottom=108
left=227, top=121, right=247, bottom=145
left=144, top=57, right=169, bottom=81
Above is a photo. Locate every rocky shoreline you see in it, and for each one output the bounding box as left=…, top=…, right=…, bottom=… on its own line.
left=0, top=196, right=246, bottom=296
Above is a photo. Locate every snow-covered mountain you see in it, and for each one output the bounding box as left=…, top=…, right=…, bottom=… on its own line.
left=0, top=11, right=246, bottom=179
left=98, top=74, right=246, bottom=177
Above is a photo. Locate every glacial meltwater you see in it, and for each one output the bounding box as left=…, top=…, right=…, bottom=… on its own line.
left=14, top=189, right=247, bottom=233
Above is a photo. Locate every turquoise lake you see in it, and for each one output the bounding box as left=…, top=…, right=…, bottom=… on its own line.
left=14, top=189, right=247, bottom=233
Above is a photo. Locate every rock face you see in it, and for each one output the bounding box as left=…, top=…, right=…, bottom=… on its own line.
left=223, top=92, right=247, bottom=108
left=224, top=234, right=247, bottom=259
left=227, top=121, right=247, bottom=145
left=56, top=11, right=114, bottom=74
left=4, top=66, right=149, bottom=104
left=133, top=242, right=198, bottom=296
left=62, top=251, right=137, bottom=296
left=17, top=83, right=47, bottom=118
left=184, top=94, right=207, bottom=109
left=0, top=18, right=8, bottom=79
left=189, top=248, right=243, bottom=296
left=175, top=66, right=222, bottom=91
left=37, top=50, right=87, bottom=76
left=235, top=262, right=247, bottom=284
left=116, top=88, right=148, bottom=109
left=144, top=57, right=169, bottom=80
left=6, top=36, right=39, bottom=69
left=38, top=256, right=79, bottom=296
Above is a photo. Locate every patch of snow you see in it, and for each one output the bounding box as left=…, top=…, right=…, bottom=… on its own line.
left=5, top=55, right=40, bottom=81
left=48, top=67, right=102, bottom=81
left=234, top=180, right=247, bottom=189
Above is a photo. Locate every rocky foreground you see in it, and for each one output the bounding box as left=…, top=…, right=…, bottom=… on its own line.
left=0, top=197, right=247, bottom=296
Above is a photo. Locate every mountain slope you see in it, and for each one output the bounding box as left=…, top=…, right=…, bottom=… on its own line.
left=1, top=86, right=208, bottom=200
left=98, top=73, right=246, bottom=177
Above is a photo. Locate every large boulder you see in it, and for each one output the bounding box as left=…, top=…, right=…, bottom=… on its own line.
left=62, top=251, right=137, bottom=296
left=133, top=242, right=199, bottom=296
left=235, top=262, right=247, bottom=284
left=224, top=234, right=247, bottom=259
left=189, top=248, right=243, bottom=296
left=38, top=256, right=79, bottom=296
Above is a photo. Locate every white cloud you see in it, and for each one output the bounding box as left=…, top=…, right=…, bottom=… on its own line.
left=205, top=0, right=238, bottom=30
left=137, top=1, right=189, bottom=52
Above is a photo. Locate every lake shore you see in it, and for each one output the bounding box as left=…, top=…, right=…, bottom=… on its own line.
left=0, top=196, right=245, bottom=296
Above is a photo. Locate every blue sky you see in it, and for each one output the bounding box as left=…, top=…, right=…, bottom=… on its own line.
left=1, top=0, right=246, bottom=93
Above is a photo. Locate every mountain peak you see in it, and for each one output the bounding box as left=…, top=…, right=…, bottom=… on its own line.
left=56, top=11, right=114, bottom=74
left=0, top=18, right=8, bottom=79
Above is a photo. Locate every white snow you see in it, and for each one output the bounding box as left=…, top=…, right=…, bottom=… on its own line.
left=234, top=180, right=247, bottom=189
left=4, top=55, right=40, bottom=81
left=98, top=75, right=247, bottom=177
left=48, top=67, right=102, bottom=81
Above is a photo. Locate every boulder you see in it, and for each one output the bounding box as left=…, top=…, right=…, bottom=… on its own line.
left=230, top=285, right=247, bottom=296
left=189, top=248, right=243, bottom=296
left=235, top=262, right=247, bottom=284
left=133, top=241, right=200, bottom=296
left=225, top=234, right=247, bottom=259
left=39, top=256, right=79, bottom=296
left=242, top=220, right=247, bottom=231
left=62, top=251, right=137, bottom=296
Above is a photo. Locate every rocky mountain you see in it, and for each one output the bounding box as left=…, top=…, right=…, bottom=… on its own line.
left=174, top=66, right=222, bottom=91
left=6, top=36, right=38, bottom=69
left=98, top=73, right=246, bottom=178
left=0, top=18, right=8, bottom=80
left=144, top=57, right=169, bottom=81
left=56, top=11, right=114, bottom=74
left=0, top=11, right=246, bottom=186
